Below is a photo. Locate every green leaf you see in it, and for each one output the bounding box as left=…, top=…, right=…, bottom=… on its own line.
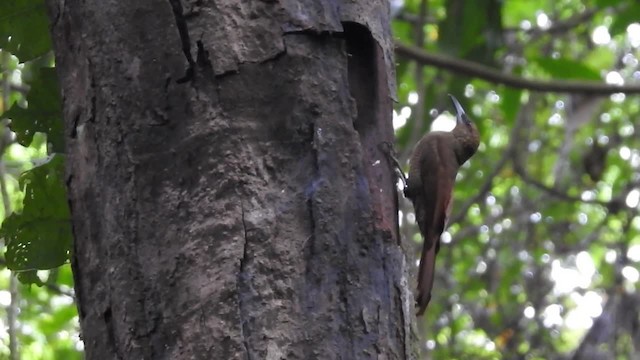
left=16, top=270, right=44, bottom=286
left=503, top=0, right=548, bottom=27
left=609, top=4, right=640, bottom=36
left=501, top=88, right=522, bottom=126
left=4, top=67, right=64, bottom=153
left=595, top=0, right=627, bottom=9
left=532, top=57, right=602, bottom=81
left=0, top=0, right=52, bottom=61
left=439, top=0, right=502, bottom=63
left=1, top=154, right=72, bottom=272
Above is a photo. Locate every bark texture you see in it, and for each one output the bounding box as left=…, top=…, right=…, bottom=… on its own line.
left=46, top=0, right=413, bottom=358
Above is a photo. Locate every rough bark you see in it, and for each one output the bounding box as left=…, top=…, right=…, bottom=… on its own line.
left=46, top=0, right=414, bottom=359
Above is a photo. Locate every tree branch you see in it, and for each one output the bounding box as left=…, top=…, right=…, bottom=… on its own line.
left=512, top=161, right=610, bottom=206
left=395, top=43, right=640, bottom=95
left=449, top=153, right=509, bottom=227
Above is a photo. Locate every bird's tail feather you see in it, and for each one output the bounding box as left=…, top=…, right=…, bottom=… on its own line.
left=416, top=235, right=438, bottom=316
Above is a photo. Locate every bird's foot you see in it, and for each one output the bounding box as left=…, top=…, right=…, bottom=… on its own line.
left=378, top=141, right=408, bottom=190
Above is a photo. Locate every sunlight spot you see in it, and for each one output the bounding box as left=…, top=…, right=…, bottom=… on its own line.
left=620, top=146, right=631, bottom=160
left=536, top=12, right=551, bottom=30
left=551, top=260, right=586, bottom=294
left=583, top=291, right=604, bottom=318
left=620, top=124, right=635, bottom=137
left=406, top=212, right=415, bottom=224
left=628, top=244, right=640, bottom=262
left=485, top=341, right=496, bottom=352
left=502, top=218, right=512, bottom=229
left=441, top=231, right=452, bottom=244
left=511, top=284, right=523, bottom=294
left=0, top=291, right=10, bottom=307
left=520, top=20, right=532, bottom=30
left=605, top=250, right=617, bottom=264
left=524, top=306, right=535, bottom=319
left=487, top=91, right=500, bottom=103
left=541, top=253, right=551, bottom=263
left=605, top=71, right=624, bottom=85
left=631, top=152, right=640, bottom=168
left=476, top=261, right=487, bottom=274
left=592, top=25, right=611, bottom=45
left=400, top=106, right=412, bottom=118
left=518, top=250, right=529, bottom=261
left=581, top=190, right=595, bottom=201
left=576, top=251, right=595, bottom=278
left=480, top=225, right=489, bottom=233
left=493, top=224, right=503, bottom=234
left=622, top=266, right=639, bottom=282
left=392, top=110, right=406, bottom=130
left=565, top=310, right=593, bottom=329
left=408, top=91, right=419, bottom=105
left=529, top=212, right=542, bottom=223
left=464, top=84, right=475, bottom=97
left=51, top=294, right=74, bottom=308
left=548, top=113, right=563, bottom=126
left=577, top=212, right=588, bottom=225
left=486, top=195, right=496, bottom=206
left=623, top=53, right=638, bottom=67
left=542, top=304, right=563, bottom=327
left=628, top=23, right=640, bottom=48
left=625, top=189, right=640, bottom=208
left=611, top=92, right=626, bottom=103
left=528, top=140, right=541, bottom=152
left=555, top=100, right=565, bottom=110
left=426, top=340, right=436, bottom=349
left=600, top=112, right=611, bottom=123
left=598, top=135, right=609, bottom=145
left=431, top=113, right=456, bottom=132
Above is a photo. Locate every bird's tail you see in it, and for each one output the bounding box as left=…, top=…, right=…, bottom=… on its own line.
left=416, top=235, right=438, bottom=316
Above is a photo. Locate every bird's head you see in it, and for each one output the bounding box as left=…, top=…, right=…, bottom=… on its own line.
left=449, top=94, right=480, bottom=163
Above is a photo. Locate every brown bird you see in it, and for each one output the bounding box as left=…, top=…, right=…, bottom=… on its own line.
left=405, top=95, right=480, bottom=316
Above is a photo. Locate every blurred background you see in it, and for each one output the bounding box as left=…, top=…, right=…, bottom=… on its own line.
left=1, top=0, right=640, bottom=359
left=392, top=0, right=640, bottom=359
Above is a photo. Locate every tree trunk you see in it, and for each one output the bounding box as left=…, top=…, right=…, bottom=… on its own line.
left=46, top=1, right=414, bottom=358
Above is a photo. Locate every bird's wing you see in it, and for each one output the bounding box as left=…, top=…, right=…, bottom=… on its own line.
left=415, top=136, right=457, bottom=316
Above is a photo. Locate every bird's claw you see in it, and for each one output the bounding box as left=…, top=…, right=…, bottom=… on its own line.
left=378, top=141, right=408, bottom=190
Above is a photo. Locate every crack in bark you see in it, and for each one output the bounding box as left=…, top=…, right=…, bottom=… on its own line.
left=304, top=122, right=319, bottom=270
left=282, top=29, right=344, bottom=38
left=87, top=57, right=97, bottom=124
left=238, top=202, right=253, bottom=360
left=103, top=307, right=123, bottom=360
left=196, top=40, right=214, bottom=77
left=167, top=0, right=196, bottom=83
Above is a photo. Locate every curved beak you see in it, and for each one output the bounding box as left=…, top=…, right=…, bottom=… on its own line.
left=448, top=94, right=471, bottom=125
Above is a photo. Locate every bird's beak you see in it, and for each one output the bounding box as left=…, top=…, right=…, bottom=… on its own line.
left=448, top=94, right=471, bottom=125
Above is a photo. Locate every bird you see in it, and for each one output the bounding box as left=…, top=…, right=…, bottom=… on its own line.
left=405, top=94, right=480, bottom=316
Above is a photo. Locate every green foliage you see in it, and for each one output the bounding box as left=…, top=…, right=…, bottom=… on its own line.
left=4, top=67, right=64, bottom=153
left=0, top=0, right=79, bottom=357
left=395, top=0, right=640, bottom=358
left=1, top=154, right=71, bottom=273
left=0, top=0, right=52, bottom=61
left=532, top=57, right=601, bottom=81
left=2, top=0, right=640, bottom=359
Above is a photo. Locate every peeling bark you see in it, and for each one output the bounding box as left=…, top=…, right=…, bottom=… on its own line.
left=46, top=0, right=414, bottom=358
